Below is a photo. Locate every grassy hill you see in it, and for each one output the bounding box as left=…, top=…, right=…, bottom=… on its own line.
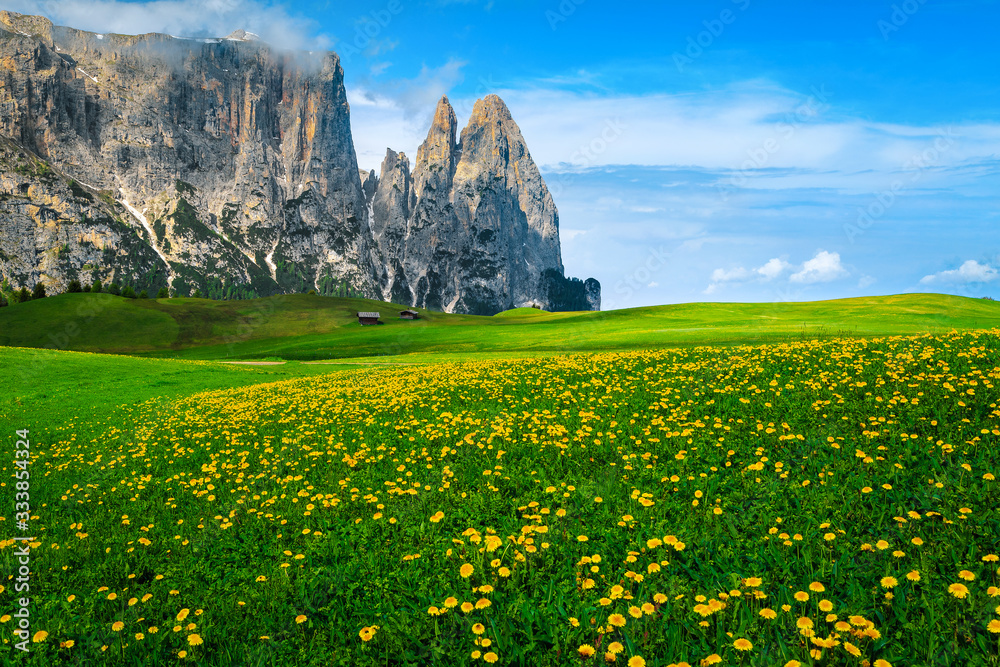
left=1, top=292, right=999, bottom=362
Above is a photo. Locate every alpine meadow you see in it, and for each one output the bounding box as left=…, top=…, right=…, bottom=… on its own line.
left=2, top=2, right=1000, bottom=666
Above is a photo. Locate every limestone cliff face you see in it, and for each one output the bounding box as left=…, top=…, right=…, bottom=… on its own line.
left=366, top=95, right=600, bottom=314
left=0, top=10, right=376, bottom=298
left=0, top=12, right=599, bottom=312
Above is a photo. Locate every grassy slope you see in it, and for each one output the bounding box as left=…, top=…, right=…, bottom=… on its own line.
left=0, top=347, right=358, bottom=440
left=1, top=292, right=999, bottom=362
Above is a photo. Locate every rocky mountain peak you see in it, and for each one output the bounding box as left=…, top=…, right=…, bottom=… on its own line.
left=467, top=93, right=514, bottom=126
left=414, top=96, right=458, bottom=179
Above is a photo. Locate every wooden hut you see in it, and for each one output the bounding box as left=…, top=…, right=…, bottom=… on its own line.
left=357, top=311, right=382, bottom=325
left=399, top=309, right=420, bottom=320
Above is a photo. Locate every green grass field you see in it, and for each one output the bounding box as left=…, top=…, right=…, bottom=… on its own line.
left=1, top=294, right=999, bottom=665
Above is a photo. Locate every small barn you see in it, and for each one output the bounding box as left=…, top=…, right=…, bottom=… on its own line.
left=357, top=311, right=383, bottom=325
left=399, top=309, right=420, bottom=320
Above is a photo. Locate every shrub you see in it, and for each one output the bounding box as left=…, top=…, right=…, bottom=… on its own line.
left=107, top=283, right=122, bottom=296
left=32, top=282, right=46, bottom=299
left=192, top=289, right=202, bottom=299
left=67, top=279, right=82, bottom=293
left=91, top=279, right=102, bottom=293
left=121, top=286, right=136, bottom=299
left=157, top=288, right=168, bottom=299
left=138, top=290, right=148, bottom=299
left=17, top=287, right=31, bottom=302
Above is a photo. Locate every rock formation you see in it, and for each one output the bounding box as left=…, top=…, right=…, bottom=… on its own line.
left=0, top=11, right=599, bottom=312
left=365, top=95, right=599, bottom=314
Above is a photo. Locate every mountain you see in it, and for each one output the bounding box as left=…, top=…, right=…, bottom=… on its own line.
left=0, top=11, right=599, bottom=312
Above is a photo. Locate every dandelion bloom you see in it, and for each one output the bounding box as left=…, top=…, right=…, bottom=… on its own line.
left=874, top=660, right=893, bottom=667
left=785, top=661, right=802, bottom=667
left=627, top=657, right=646, bottom=667
left=444, top=597, right=459, bottom=608
left=460, top=563, right=474, bottom=578
left=498, top=567, right=511, bottom=578
left=733, top=638, right=753, bottom=651
left=948, top=583, right=970, bottom=599
left=608, top=642, right=624, bottom=654
left=880, top=576, right=898, bottom=589
left=703, top=655, right=722, bottom=665
left=796, top=616, right=815, bottom=630
left=177, top=609, right=190, bottom=622
left=809, top=582, right=825, bottom=592
left=484, top=652, right=498, bottom=663
left=958, top=570, right=975, bottom=581
left=608, top=613, right=627, bottom=628
left=628, top=606, right=643, bottom=619
left=759, top=608, right=777, bottom=619
left=794, top=591, right=809, bottom=602
left=475, top=598, right=492, bottom=609
left=472, top=623, right=486, bottom=635
left=32, top=630, right=48, bottom=643
left=744, top=577, right=762, bottom=587
left=906, top=570, right=921, bottom=582
left=188, top=634, right=203, bottom=646
left=471, top=651, right=482, bottom=659
left=578, top=644, right=596, bottom=658
left=112, top=622, right=124, bottom=632
left=911, top=537, right=924, bottom=546
left=818, top=599, right=833, bottom=612
left=295, top=615, right=307, bottom=624
left=875, top=540, right=890, bottom=550
left=987, top=619, right=1000, bottom=633
left=844, top=642, right=862, bottom=656
left=461, top=602, right=475, bottom=613
left=178, top=651, right=187, bottom=658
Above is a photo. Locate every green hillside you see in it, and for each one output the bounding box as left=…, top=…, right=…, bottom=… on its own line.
left=1, top=292, right=999, bottom=362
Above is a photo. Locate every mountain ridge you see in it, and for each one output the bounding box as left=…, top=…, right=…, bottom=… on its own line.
left=0, top=11, right=600, bottom=313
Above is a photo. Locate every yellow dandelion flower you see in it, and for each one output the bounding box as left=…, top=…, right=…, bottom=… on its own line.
left=760, top=607, right=777, bottom=619
left=881, top=576, right=898, bottom=589
left=874, top=660, right=893, bottom=667
left=987, top=619, right=1000, bottom=633
left=733, top=638, right=753, bottom=651
left=460, top=563, right=474, bottom=578
left=819, top=599, right=833, bottom=612
left=809, top=582, right=825, bottom=592
left=627, top=657, right=646, bottom=667
left=178, top=650, right=187, bottom=658
left=608, top=641, right=624, bottom=654
left=187, top=634, right=203, bottom=646
left=609, top=613, right=627, bottom=627
left=628, top=606, right=642, bottom=619
left=32, top=630, right=48, bottom=643
left=906, top=570, right=921, bottom=582
left=295, top=615, right=307, bottom=624
left=176, top=609, right=190, bottom=622
left=958, top=570, right=975, bottom=581
left=444, top=597, right=459, bottom=608
left=472, top=623, right=486, bottom=635
left=794, top=591, right=809, bottom=602
left=948, top=583, right=969, bottom=598
left=461, top=602, right=475, bottom=613
left=578, top=644, right=596, bottom=657
left=112, top=622, right=124, bottom=632
left=483, top=652, right=498, bottom=663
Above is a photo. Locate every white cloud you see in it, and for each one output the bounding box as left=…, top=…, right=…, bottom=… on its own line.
left=756, top=258, right=791, bottom=280
left=560, top=229, right=587, bottom=241
left=789, top=251, right=849, bottom=284
left=710, top=266, right=752, bottom=283
left=5, top=0, right=325, bottom=51
left=920, top=260, right=999, bottom=284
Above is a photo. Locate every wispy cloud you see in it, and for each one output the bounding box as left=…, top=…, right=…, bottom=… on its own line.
left=704, top=251, right=847, bottom=295
left=789, top=250, right=848, bottom=284
left=920, top=260, right=999, bottom=285
left=4, top=0, right=326, bottom=50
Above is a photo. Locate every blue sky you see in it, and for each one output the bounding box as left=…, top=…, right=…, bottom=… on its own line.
left=10, top=0, right=1000, bottom=309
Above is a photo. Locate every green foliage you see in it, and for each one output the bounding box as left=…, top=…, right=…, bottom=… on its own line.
left=67, top=279, right=83, bottom=293
left=91, top=278, right=103, bottom=293
left=175, top=179, right=197, bottom=196
left=2, top=331, right=999, bottom=665
left=31, top=282, right=46, bottom=299
left=68, top=179, right=94, bottom=202
left=192, top=289, right=203, bottom=299
left=157, top=288, right=169, bottom=299
left=121, top=286, right=137, bottom=299
left=107, top=282, right=122, bottom=296
left=138, top=290, right=149, bottom=299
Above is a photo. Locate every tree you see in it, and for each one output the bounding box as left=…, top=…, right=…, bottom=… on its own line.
left=157, top=287, right=168, bottom=299
left=107, top=283, right=122, bottom=296
left=138, top=290, right=148, bottom=299
left=91, top=279, right=102, bottom=293
left=32, top=282, right=46, bottom=299
left=121, top=286, right=136, bottom=299
left=0, top=294, right=7, bottom=307
left=67, top=279, right=82, bottom=293
left=192, top=289, right=202, bottom=299
left=17, top=287, right=31, bottom=303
